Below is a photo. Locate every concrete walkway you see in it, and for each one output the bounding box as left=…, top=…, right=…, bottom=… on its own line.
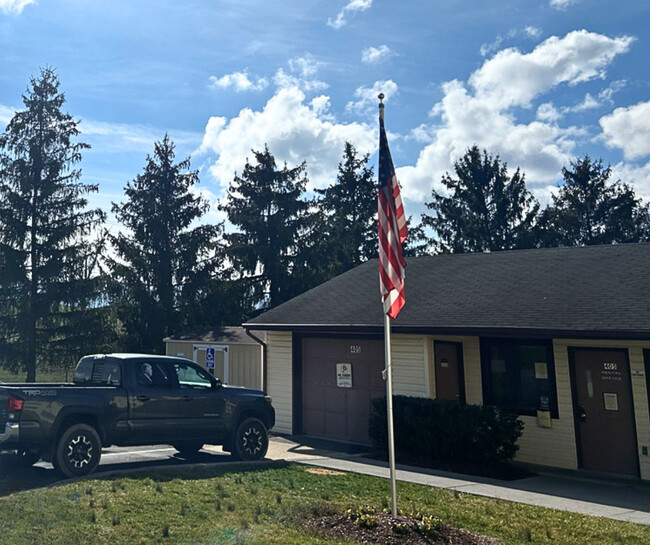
left=264, top=435, right=650, bottom=525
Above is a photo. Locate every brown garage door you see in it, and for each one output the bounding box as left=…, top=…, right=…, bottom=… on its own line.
left=301, top=337, right=385, bottom=444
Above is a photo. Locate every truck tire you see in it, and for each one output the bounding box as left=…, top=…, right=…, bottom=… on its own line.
left=54, top=424, right=102, bottom=478
left=231, top=417, right=268, bottom=461
left=172, top=441, right=204, bottom=457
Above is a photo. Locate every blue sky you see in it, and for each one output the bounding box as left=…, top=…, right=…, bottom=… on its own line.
left=1, top=0, right=649, bottom=227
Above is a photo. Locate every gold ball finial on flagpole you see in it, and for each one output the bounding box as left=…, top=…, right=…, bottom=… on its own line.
left=378, top=93, right=385, bottom=103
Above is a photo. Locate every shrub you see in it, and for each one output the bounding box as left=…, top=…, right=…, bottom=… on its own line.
left=368, top=396, right=524, bottom=466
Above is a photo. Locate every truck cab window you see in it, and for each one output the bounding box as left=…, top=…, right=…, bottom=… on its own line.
left=137, top=362, right=172, bottom=387
left=174, top=363, right=213, bottom=389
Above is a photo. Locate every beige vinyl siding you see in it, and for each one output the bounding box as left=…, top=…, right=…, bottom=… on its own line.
left=392, top=335, right=428, bottom=397
left=228, top=344, right=263, bottom=390
left=165, top=341, right=192, bottom=359
left=266, top=331, right=293, bottom=435
left=165, top=340, right=263, bottom=390
left=512, top=341, right=578, bottom=469
left=459, top=337, right=482, bottom=405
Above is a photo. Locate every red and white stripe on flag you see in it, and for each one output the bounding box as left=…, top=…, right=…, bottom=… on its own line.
left=378, top=116, right=407, bottom=319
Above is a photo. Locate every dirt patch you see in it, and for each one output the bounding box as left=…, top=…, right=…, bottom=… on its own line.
left=305, top=468, right=346, bottom=476
left=303, top=513, right=503, bottom=545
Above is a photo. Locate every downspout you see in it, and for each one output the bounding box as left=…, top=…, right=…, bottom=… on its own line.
left=245, top=328, right=267, bottom=393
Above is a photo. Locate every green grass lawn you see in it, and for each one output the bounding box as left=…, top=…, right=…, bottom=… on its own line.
left=0, top=462, right=648, bottom=545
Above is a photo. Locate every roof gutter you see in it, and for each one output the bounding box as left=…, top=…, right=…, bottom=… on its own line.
left=245, top=328, right=268, bottom=393
left=244, top=323, right=650, bottom=341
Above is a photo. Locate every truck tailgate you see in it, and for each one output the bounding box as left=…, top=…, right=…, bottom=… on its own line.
left=0, top=390, right=7, bottom=423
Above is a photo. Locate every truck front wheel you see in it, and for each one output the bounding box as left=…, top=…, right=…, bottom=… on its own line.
left=231, top=417, right=268, bottom=461
left=54, top=424, right=102, bottom=478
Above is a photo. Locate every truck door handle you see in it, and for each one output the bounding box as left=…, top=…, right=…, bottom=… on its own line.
left=136, top=395, right=150, bottom=402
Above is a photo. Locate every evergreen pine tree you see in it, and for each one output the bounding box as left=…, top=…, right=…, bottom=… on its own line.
left=0, top=67, right=106, bottom=381
left=422, top=146, right=539, bottom=253
left=109, top=135, right=221, bottom=352
left=220, top=146, right=310, bottom=310
left=539, top=155, right=650, bottom=246
left=314, top=142, right=377, bottom=277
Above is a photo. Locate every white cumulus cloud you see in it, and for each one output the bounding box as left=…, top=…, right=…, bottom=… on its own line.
left=274, top=54, right=328, bottom=93
left=550, top=0, right=579, bottom=10
left=346, top=80, right=398, bottom=117
left=599, top=101, right=650, bottom=160
left=197, top=86, right=375, bottom=192
left=209, top=71, right=268, bottom=92
left=480, top=26, right=542, bottom=58
left=0, top=0, right=36, bottom=15
left=0, top=104, right=16, bottom=125
left=396, top=30, right=633, bottom=203
left=470, top=30, right=634, bottom=110
left=327, top=0, right=373, bottom=30
left=361, top=45, right=394, bottom=64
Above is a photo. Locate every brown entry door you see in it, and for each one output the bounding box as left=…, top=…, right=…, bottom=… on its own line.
left=434, top=342, right=465, bottom=403
left=570, top=348, right=639, bottom=476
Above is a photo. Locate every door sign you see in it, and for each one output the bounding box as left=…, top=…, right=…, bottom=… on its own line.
left=336, top=363, right=352, bottom=388
left=206, top=348, right=215, bottom=369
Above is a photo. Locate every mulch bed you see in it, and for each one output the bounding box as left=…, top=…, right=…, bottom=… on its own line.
left=303, top=513, right=503, bottom=545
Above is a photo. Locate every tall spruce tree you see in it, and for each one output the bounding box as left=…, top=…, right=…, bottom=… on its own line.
left=421, top=146, right=539, bottom=253
left=109, top=135, right=220, bottom=353
left=314, top=142, right=377, bottom=277
left=220, top=146, right=310, bottom=310
left=539, top=155, right=650, bottom=246
left=0, top=68, right=106, bottom=381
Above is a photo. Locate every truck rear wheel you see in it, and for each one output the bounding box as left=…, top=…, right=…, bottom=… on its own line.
left=231, top=417, right=268, bottom=461
left=54, top=424, right=102, bottom=478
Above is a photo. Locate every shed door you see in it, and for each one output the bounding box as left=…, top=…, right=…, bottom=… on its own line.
left=570, top=348, right=638, bottom=476
left=301, top=337, right=385, bottom=444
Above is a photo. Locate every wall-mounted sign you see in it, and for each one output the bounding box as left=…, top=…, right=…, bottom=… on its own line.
left=534, top=362, right=548, bottom=380
left=336, top=363, right=352, bottom=388
left=603, top=392, right=619, bottom=412
left=601, top=362, right=622, bottom=382
left=206, top=348, right=215, bottom=369
left=350, top=345, right=362, bottom=354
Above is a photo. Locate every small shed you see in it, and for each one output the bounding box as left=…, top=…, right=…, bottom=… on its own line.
left=164, top=326, right=264, bottom=390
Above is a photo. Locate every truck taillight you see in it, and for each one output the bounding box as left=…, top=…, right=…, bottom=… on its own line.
left=8, top=396, right=24, bottom=412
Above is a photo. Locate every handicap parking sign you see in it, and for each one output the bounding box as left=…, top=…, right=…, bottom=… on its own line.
left=206, top=348, right=215, bottom=369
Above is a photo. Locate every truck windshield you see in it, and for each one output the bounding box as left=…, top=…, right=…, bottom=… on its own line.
left=74, top=358, right=122, bottom=386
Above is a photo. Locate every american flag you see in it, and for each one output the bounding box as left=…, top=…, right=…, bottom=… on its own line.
left=378, top=112, right=407, bottom=319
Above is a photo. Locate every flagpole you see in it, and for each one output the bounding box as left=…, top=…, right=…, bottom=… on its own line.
left=384, top=312, right=398, bottom=517
left=379, top=93, right=398, bottom=518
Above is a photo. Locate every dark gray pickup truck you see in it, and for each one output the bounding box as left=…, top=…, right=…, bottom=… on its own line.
left=0, top=354, right=275, bottom=477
